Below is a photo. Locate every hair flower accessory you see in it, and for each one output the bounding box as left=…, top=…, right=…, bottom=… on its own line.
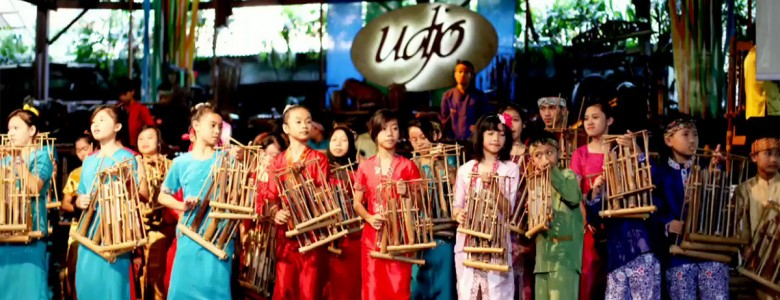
left=498, top=113, right=513, bottom=129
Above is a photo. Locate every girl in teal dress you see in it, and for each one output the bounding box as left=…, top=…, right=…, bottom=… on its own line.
left=74, top=105, right=148, bottom=300
left=407, top=118, right=457, bottom=300
left=158, top=103, right=233, bottom=299
left=0, top=108, right=54, bottom=300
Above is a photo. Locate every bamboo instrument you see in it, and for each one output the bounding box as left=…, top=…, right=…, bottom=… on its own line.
left=327, top=159, right=363, bottom=255
left=509, top=155, right=530, bottom=234
left=671, top=153, right=750, bottom=264
left=141, top=155, right=171, bottom=225
left=457, top=174, right=512, bottom=272
left=370, top=178, right=436, bottom=265
left=525, top=165, right=553, bottom=238
left=600, top=130, right=656, bottom=218
left=238, top=219, right=276, bottom=297
left=274, top=158, right=348, bottom=253
left=178, top=145, right=261, bottom=260
left=411, top=143, right=464, bottom=238
left=738, top=203, right=780, bottom=294
left=0, top=138, right=50, bottom=243
left=68, top=159, right=148, bottom=262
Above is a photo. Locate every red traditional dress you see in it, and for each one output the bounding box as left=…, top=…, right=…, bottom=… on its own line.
left=265, top=148, right=329, bottom=300
left=354, top=155, right=422, bottom=300
left=323, top=164, right=362, bottom=300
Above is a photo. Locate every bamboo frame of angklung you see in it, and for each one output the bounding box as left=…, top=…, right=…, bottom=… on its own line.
left=670, top=153, right=750, bottom=263
left=599, top=130, right=656, bottom=219
left=543, top=109, right=578, bottom=169
left=411, top=143, right=465, bottom=238
left=0, top=145, right=46, bottom=243
left=738, top=202, right=780, bottom=294
left=69, top=159, right=148, bottom=262
left=1, top=133, right=59, bottom=211
left=273, top=158, right=348, bottom=254
left=457, top=173, right=513, bottom=272
left=509, top=155, right=531, bottom=234
left=370, top=178, right=436, bottom=265
left=178, top=147, right=261, bottom=260
left=327, top=159, right=363, bottom=255
left=239, top=219, right=277, bottom=297
left=524, top=165, right=554, bottom=239
left=141, top=155, right=171, bottom=222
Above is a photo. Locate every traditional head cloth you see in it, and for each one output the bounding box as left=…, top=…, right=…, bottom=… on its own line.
left=751, top=137, right=780, bottom=154
left=537, top=97, right=567, bottom=108
left=664, top=117, right=697, bottom=139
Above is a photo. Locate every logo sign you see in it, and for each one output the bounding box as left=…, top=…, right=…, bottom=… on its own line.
left=351, top=4, right=498, bottom=92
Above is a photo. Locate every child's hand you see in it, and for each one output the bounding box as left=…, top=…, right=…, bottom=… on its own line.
left=366, top=214, right=386, bottom=230
left=616, top=130, right=640, bottom=153
left=591, top=174, right=605, bottom=193
left=183, top=197, right=199, bottom=211
left=396, top=182, right=408, bottom=195
left=710, top=144, right=724, bottom=168
left=274, top=209, right=291, bottom=225
left=455, top=210, right=467, bottom=224
left=76, top=195, right=91, bottom=209
left=480, top=172, right=493, bottom=184
left=668, top=220, right=684, bottom=235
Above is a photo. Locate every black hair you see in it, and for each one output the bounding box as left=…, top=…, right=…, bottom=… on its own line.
left=91, top=105, right=130, bottom=146
left=456, top=60, right=475, bottom=74
left=407, top=118, right=438, bottom=144
left=327, top=126, right=358, bottom=166
left=471, top=114, right=513, bottom=162
left=368, top=109, right=399, bottom=142
left=259, top=133, right=288, bottom=153
left=139, top=125, right=166, bottom=155
left=116, top=77, right=139, bottom=95
left=75, top=133, right=97, bottom=149
left=282, top=105, right=311, bottom=124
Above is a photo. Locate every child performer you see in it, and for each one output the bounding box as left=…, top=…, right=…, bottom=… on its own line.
left=323, top=126, right=361, bottom=300
left=452, top=114, right=520, bottom=299
left=734, top=136, right=779, bottom=300
left=0, top=108, right=54, bottom=300
left=537, top=97, right=567, bottom=130
left=265, top=105, right=330, bottom=300
left=137, top=125, right=175, bottom=300
left=61, top=133, right=96, bottom=299
left=498, top=103, right=528, bottom=164
left=353, top=109, right=422, bottom=300
left=528, top=131, right=583, bottom=300
left=407, top=118, right=457, bottom=300
left=74, top=105, right=148, bottom=300
left=498, top=104, right=535, bottom=299
left=157, top=103, right=232, bottom=299
left=653, top=117, right=728, bottom=299
left=573, top=102, right=660, bottom=299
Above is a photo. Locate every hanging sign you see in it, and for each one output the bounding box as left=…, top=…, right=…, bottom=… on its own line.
left=351, top=4, right=498, bottom=92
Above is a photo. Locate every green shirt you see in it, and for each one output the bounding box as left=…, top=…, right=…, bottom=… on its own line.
left=534, top=167, right=584, bottom=274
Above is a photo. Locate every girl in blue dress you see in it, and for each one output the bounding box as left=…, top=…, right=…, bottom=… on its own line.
left=74, top=105, right=148, bottom=300
left=158, top=103, right=233, bottom=299
left=0, top=108, right=54, bottom=300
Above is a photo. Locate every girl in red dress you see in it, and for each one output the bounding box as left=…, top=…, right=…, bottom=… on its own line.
left=265, top=105, right=330, bottom=300
left=353, top=109, right=422, bottom=300
left=323, top=126, right=362, bottom=300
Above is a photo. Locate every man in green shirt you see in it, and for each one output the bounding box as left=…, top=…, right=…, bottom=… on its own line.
left=528, top=132, right=584, bottom=300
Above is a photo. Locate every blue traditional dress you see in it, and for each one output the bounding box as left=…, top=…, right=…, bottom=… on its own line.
left=0, top=149, right=53, bottom=300
left=653, top=157, right=730, bottom=299
left=163, top=152, right=233, bottom=300
left=411, top=156, right=458, bottom=300
left=75, top=148, right=138, bottom=300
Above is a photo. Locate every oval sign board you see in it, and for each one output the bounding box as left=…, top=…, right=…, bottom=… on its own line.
left=351, top=4, right=498, bottom=92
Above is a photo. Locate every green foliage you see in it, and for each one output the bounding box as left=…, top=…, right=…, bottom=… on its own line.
left=517, top=0, right=635, bottom=46
left=0, top=30, right=33, bottom=64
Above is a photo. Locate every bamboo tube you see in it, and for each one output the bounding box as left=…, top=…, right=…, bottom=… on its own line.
left=463, top=260, right=510, bottom=272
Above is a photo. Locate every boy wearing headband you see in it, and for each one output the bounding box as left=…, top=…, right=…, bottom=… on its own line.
left=735, top=137, right=780, bottom=235
left=528, top=131, right=583, bottom=300
left=653, top=116, right=729, bottom=299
